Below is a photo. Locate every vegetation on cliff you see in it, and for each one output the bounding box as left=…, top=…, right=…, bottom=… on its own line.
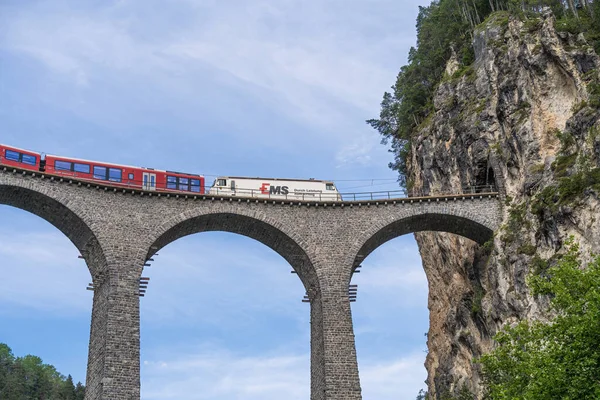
left=479, top=240, right=600, bottom=399
left=368, top=0, right=600, bottom=187
left=0, top=343, right=85, bottom=399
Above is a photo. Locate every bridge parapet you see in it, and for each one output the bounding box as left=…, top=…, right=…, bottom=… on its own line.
left=1, top=164, right=497, bottom=204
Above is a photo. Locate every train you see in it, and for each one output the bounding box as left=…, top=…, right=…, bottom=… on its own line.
left=0, top=144, right=341, bottom=201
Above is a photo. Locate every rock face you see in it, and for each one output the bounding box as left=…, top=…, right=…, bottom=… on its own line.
left=409, top=10, right=600, bottom=398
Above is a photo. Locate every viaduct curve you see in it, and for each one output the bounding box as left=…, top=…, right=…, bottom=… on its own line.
left=0, top=167, right=503, bottom=400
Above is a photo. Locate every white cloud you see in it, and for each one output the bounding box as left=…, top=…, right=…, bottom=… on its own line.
left=140, top=233, right=308, bottom=327
left=141, top=344, right=426, bottom=400
left=0, top=229, right=91, bottom=315
left=353, top=236, right=427, bottom=298
left=336, top=134, right=376, bottom=167
left=0, top=0, right=417, bottom=158
left=142, top=348, right=309, bottom=400
left=360, top=353, right=427, bottom=399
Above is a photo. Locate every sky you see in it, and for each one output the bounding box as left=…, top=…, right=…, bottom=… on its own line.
left=0, top=1, right=433, bottom=399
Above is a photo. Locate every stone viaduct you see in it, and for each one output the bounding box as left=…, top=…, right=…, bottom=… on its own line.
left=0, top=167, right=503, bottom=400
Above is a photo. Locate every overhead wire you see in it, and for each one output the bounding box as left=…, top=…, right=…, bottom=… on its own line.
left=200, top=174, right=399, bottom=183
left=13, top=146, right=403, bottom=186
left=337, top=181, right=403, bottom=191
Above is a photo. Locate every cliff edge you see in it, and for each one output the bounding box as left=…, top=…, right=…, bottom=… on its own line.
left=409, top=10, right=600, bottom=398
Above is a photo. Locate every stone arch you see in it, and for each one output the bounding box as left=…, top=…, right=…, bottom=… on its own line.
left=147, top=209, right=319, bottom=293
left=345, top=210, right=496, bottom=399
left=348, top=212, right=495, bottom=274
left=0, top=180, right=107, bottom=276
left=146, top=209, right=328, bottom=400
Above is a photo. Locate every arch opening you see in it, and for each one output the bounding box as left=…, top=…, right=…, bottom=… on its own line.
left=474, top=156, right=497, bottom=192
left=0, top=184, right=107, bottom=274
left=148, top=212, right=319, bottom=291
left=351, top=235, right=428, bottom=399
left=352, top=213, right=494, bottom=270
left=0, top=204, right=92, bottom=391
left=350, top=213, right=495, bottom=399
left=139, top=229, right=311, bottom=400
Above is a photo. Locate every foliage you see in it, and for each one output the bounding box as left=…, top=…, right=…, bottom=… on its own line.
left=530, top=254, right=550, bottom=275
left=440, top=384, right=477, bottom=399
left=471, top=285, right=486, bottom=316
left=503, top=201, right=531, bottom=243
left=517, top=243, right=537, bottom=256
left=368, top=0, right=600, bottom=186
left=551, top=152, right=577, bottom=177
left=482, top=238, right=495, bottom=252
left=533, top=166, right=600, bottom=216
left=585, top=70, right=600, bottom=108
left=0, top=343, right=85, bottom=400
left=479, top=239, right=600, bottom=399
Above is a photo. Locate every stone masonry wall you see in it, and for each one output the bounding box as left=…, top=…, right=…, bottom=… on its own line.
left=0, top=168, right=502, bottom=400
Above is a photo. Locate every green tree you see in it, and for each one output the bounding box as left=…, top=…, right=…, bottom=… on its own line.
left=60, top=374, right=77, bottom=400
left=0, top=344, right=15, bottom=392
left=479, top=239, right=600, bottom=399
left=74, top=382, right=86, bottom=400
left=0, top=343, right=86, bottom=399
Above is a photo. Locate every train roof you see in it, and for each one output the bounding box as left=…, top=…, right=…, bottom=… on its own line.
left=215, top=176, right=335, bottom=183
left=45, top=153, right=203, bottom=177
left=0, top=143, right=41, bottom=154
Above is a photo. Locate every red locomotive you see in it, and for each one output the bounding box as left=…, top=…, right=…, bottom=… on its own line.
left=0, top=144, right=205, bottom=194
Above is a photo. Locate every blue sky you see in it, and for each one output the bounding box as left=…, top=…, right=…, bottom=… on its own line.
left=0, top=1, right=432, bottom=399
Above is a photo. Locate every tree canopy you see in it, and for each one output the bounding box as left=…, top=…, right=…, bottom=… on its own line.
left=479, top=239, right=600, bottom=399
left=0, top=343, right=85, bottom=400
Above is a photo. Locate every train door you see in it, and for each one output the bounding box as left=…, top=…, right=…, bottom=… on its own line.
left=143, top=172, right=156, bottom=191
left=230, top=180, right=235, bottom=195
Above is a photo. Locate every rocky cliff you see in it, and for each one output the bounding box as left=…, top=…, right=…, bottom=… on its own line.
left=409, top=10, right=600, bottom=398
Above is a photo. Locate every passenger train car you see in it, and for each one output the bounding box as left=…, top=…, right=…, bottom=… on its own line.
left=0, top=144, right=205, bottom=194
left=0, top=144, right=342, bottom=200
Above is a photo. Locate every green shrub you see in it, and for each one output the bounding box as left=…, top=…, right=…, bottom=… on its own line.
left=551, top=153, right=577, bottom=177
left=518, top=243, right=537, bottom=256
left=480, top=239, right=600, bottom=399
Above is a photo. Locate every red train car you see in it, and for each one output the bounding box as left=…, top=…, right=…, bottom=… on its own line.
left=157, top=170, right=205, bottom=194
left=0, top=144, right=41, bottom=172
left=0, top=144, right=205, bottom=194
left=44, top=154, right=206, bottom=194
left=45, top=154, right=143, bottom=188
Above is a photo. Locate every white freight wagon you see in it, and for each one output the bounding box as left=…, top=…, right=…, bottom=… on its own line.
left=207, top=176, right=342, bottom=201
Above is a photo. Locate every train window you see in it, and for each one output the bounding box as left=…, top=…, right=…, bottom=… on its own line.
left=217, top=179, right=226, bottom=186
left=22, top=154, right=37, bottom=165
left=55, top=160, right=72, bottom=171
left=191, top=179, right=201, bottom=192
left=74, top=163, right=90, bottom=173
left=93, top=166, right=107, bottom=180
left=167, top=176, right=177, bottom=189
left=128, top=173, right=134, bottom=180
left=108, top=168, right=122, bottom=182
left=5, top=150, right=20, bottom=162
left=179, top=177, right=189, bottom=191
left=326, top=183, right=335, bottom=191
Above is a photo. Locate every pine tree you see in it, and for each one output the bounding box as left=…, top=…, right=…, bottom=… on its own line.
left=60, top=374, right=77, bottom=400
left=74, top=382, right=86, bottom=400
